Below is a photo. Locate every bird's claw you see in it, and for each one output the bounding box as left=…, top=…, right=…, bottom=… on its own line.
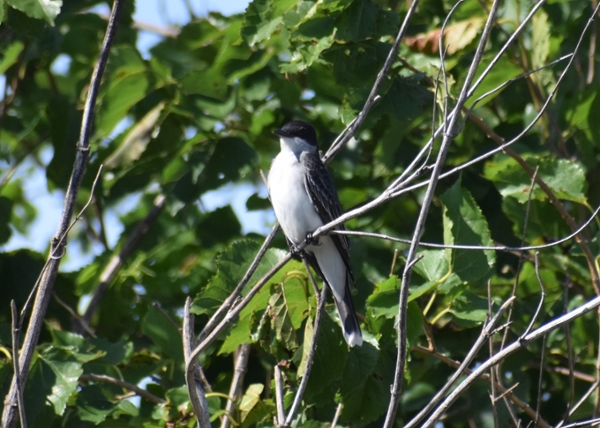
left=305, top=232, right=321, bottom=246
left=289, top=243, right=304, bottom=261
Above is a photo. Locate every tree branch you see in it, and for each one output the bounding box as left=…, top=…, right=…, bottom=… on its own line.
left=1, top=1, right=125, bottom=426
left=79, top=373, right=165, bottom=404
left=221, top=344, right=251, bottom=428
left=183, top=297, right=212, bottom=428
left=284, top=284, right=328, bottom=426
left=10, top=301, right=26, bottom=428
left=411, top=345, right=551, bottom=428
left=383, top=0, right=502, bottom=425
left=421, top=293, right=600, bottom=427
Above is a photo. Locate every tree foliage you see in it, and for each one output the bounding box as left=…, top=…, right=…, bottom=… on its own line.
left=1, top=0, right=600, bottom=426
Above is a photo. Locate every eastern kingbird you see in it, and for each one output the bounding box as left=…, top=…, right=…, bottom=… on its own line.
left=268, top=120, right=363, bottom=347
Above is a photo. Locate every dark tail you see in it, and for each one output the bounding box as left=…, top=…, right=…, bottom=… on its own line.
left=332, top=281, right=363, bottom=347
left=303, top=252, right=363, bottom=347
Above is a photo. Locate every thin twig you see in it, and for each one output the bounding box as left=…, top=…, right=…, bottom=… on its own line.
left=183, top=297, right=212, bottom=428
left=420, top=293, right=600, bottom=427
left=561, top=418, right=600, bottom=428
left=525, top=253, right=547, bottom=336
left=556, top=380, right=600, bottom=428
left=563, top=276, right=575, bottom=420
left=331, top=402, right=343, bottom=427
left=53, top=292, right=97, bottom=338
left=10, top=301, right=26, bottom=428
left=488, top=281, right=499, bottom=428
left=0, top=1, right=124, bottom=425
left=274, top=365, right=287, bottom=427
left=413, top=345, right=551, bottom=428
left=197, top=224, right=279, bottom=343
left=284, top=285, right=329, bottom=426
left=221, top=344, right=251, bottom=428
left=404, top=297, right=515, bottom=428
left=302, top=258, right=321, bottom=298
left=79, top=373, right=165, bottom=404
left=21, top=165, right=104, bottom=328
left=384, top=0, right=502, bottom=425
left=322, top=0, right=421, bottom=162
left=329, top=198, right=600, bottom=250
left=534, top=335, right=547, bottom=426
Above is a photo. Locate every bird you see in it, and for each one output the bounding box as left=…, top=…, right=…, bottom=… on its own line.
left=267, top=120, right=363, bottom=347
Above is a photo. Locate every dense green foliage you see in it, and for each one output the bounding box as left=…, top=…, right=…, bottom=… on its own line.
left=1, top=0, right=600, bottom=426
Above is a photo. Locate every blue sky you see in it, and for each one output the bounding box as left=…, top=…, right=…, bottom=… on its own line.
left=3, top=0, right=272, bottom=271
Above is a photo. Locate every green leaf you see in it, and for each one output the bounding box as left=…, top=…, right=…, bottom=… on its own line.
left=219, top=284, right=271, bottom=354
left=77, top=385, right=117, bottom=423
left=269, top=285, right=299, bottom=349
left=280, top=32, right=336, bottom=73
left=241, top=0, right=299, bottom=46
left=219, top=260, right=305, bottom=354
left=181, top=68, right=230, bottom=100
left=196, top=205, right=242, bottom=247
left=0, top=40, right=24, bottom=75
left=366, top=276, right=399, bottom=319
left=483, top=154, right=587, bottom=204
left=413, top=249, right=450, bottom=282
left=531, top=9, right=550, bottom=70
left=104, top=102, right=166, bottom=169
left=239, top=383, right=264, bottom=421
left=340, top=343, right=387, bottom=423
left=335, top=0, right=378, bottom=42
left=51, top=330, right=134, bottom=365
left=441, top=178, right=495, bottom=283
left=299, top=311, right=348, bottom=398
left=197, top=137, right=256, bottom=193
left=95, top=47, right=149, bottom=137
left=141, top=305, right=184, bottom=361
left=7, top=0, right=61, bottom=25
left=0, top=1, right=6, bottom=23
left=283, top=273, right=310, bottom=329
left=192, top=241, right=286, bottom=316
left=466, top=55, right=522, bottom=108
left=449, top=291, right=489, bottom=326
left=25, top=347, right=82, bottom=418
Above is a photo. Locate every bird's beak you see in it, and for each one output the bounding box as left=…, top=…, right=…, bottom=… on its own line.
left=274, top=129, right=292, bottom=138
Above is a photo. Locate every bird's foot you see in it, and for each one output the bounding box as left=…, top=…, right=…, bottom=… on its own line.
left=305, top=232, right=321, bottom=246
left=289, top=243, right=304, bottom=261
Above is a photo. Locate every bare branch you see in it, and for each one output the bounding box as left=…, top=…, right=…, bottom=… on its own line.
left=525, top=253, right=547, bottom=336
left=322, top=0, right=421, bottom=162
left=53, top=292, right=96, bottom=338
left=329, top=197, right=600, bottom=251
left=79, top=373, right=165, bottom=404
left=421, top=293, right=600, bottom=427
left=1, top=1, right=125, bottom=425
left=183, top=297, right=212, bottom=428
left=284, top=285, right=329, bottom=426
left=384, top=0, right=503, bottom=425
left=331, top=403, right=343, bottom=427
left=221, top=344, right=251, bottom=428
left=197, top=224, right=279, bottom=343
left=10, top=301, right=26, bottom=428
left=274, top=365, right=287, bottom=427
left=405, top=297, right=515, bottom=428
left=556, top=380, right=600, bottom=428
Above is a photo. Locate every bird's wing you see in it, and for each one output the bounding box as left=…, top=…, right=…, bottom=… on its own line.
left=301, top=152, right=353, bottom=277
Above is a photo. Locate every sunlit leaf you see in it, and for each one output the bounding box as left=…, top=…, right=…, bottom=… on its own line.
left=7, top=0, right=61, bottom=25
